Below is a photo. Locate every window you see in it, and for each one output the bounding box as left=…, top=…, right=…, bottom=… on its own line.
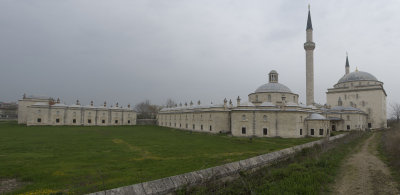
left=242, top=115, right=246, bottom=120
left=347, top=115, right=350, bottom=120
left=56, top=111, right=60, bottom=115
left=268, top=95, right=271, bottom=102
left=345, top=94, right=347, bottom=100
left=356, top=94, right=359, bottom=99
left=300, top=116, right=303, bottom=121
left=169, top=122, right=171, bottom=126
left=88, top=119, right=92, bottom=124
left=300, top=129, right=303, bottom=135
left=193, top=124, right=195, bottom=130
left=263, top=128, right=268, bottom=135
left=128, top=120, right=131, bottom=124
left=37, top=118, right=41, bottom=123
left=255, top=95, right=259, bottom=102
left=72, top=112, right=76, bottom=117
left=263, top=115, right=267, bottom=121
left=327, top=129, right=329, bottom=135
left=102, top=120, right=105, bottom=124
left=201, top=125, right=203, bottom=130
left=209, top=125, right=212, bottom=131
left=73, top=119, right=76, bottom=124
left=319, top=129, right=323, bottom=135
left=174, top=123, right=176, bottom=127
left=242, top=127, right=246, bottom=134
left=293, top=96, right=296, bottom=102
left=56, top=118, right=60, bottom=123
left=310, top=129, right=314, bottom=135
left=115, top=120, right=118, bottom=124
left=180, top=124, right=182, bottom=127
left=368, top=123, right=372, bottom=128
left=186, top=124, right=188, bottom=128
left=347, top=125, right=350, bottom=130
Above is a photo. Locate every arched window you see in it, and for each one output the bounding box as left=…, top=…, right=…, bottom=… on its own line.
left=263, top=115, right=267, bottom=121
left=293, top=96, right=296, bottom=102
left=242, top=115, right=246, bottom=120
left=268, top=95, right=271, bottom=102
left=347, top=115, right=350, bottom=120
left=255, top=95, right=259, bottom=102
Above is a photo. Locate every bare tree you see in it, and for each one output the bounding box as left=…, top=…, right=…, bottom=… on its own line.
left=165, top=99, right=177, bottom=108
left=391, top=102, right=400, bottom=123
left=135, top=100, right=160, bottom=119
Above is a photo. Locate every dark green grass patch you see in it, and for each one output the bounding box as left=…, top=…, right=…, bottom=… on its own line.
left=0, top=122, right=319, bottom=194
left=378, top=125, right=400, bottom=190
left=179, top=132, right=369, bottom=195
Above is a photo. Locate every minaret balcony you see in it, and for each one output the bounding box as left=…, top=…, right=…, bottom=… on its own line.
left=304, top=42, right=315, bottom=50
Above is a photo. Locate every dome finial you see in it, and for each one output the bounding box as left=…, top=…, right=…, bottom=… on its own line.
left=308, top=4, right=310, bottom=11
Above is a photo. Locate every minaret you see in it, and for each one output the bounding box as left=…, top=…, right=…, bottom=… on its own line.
left=345, top=53, right=350, bottom=74
left=304, top=5, right=315, bottom=106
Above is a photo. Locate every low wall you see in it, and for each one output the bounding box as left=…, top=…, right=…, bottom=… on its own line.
left=88, top=133, right=347, bottom=195
left=136, top=119, right=157, bottom=125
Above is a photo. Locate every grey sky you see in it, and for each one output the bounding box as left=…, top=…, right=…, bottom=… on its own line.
left=1, top=0, right=399, bottom=108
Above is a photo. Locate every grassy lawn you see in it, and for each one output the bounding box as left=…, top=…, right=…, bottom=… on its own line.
left=0, top=121, right=319, bottom=194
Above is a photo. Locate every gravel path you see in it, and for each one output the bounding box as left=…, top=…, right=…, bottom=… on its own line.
left=332, top=133, right=399, bottom=195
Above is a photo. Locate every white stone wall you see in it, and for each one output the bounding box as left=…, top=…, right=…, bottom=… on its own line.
left=231, top=110, right=309, bottom=138
left=304, top=120, right=330, bottom=137
left=25, top=104, right=136, bottom=126
left=18, top=98, right=50, bottom=124
left=158, top=109, right=230, bottom=133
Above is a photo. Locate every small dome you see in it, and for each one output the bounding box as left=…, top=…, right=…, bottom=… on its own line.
left=255, top=82, right=292, bottom=93
left=307, top=113, right=327, bottom=120
left=337, top=71, right=378, bottom=84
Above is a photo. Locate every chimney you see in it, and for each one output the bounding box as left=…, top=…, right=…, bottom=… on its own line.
left=128, top=104, right=131, bottom=108
left=197, top=100, right=201, bottom=105
left=76, top=100, right=80, bottom=105
left=223, top=98, right=228, bottom=108
left=104, top=101, right=107, bottom=107
left=190, top=101, right=193, bottom=106
left=57, top=98, right=60, bottom=103
left=90, top=101, right=94, bottom=106
left=237, top=96, right=241, bottom=107
left=116, top=102, right=119, bottom=107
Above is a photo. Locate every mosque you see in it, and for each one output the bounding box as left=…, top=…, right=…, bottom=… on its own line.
left=158, top=8, right=387, bottom=138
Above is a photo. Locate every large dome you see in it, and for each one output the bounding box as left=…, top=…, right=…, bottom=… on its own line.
left=255, top=82, right=292, bottom=93
left=337, top=71, right=378, bottom=84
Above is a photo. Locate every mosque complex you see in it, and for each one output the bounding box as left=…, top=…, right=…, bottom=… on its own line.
left=17, top=7, right=387, bottom=138
left=158, top=7, right=387, bottom=138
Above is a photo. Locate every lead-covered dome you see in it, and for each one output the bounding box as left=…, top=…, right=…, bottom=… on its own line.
left=337, top=71, right=378, bottom=84
left=255, top=83, right=292, bottom=93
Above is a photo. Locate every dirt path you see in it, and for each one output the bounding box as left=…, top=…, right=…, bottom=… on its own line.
left=332, top=133, right=399, bottom=195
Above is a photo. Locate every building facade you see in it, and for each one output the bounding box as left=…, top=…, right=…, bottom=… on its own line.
left=18, top=96, right=136, bottom=126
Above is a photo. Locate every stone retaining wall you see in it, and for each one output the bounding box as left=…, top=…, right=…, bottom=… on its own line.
left=88, top=133, right=347, bottom=195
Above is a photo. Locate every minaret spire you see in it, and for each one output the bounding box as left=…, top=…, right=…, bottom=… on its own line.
left=307, top=4, right=313, bottom=30
left=345, top=52, right=350, bottom=74
left=304, top=5, right=315, bottom=106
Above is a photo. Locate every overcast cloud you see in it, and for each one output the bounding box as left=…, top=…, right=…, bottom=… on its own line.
left=0, top=0, right=399, bottom=109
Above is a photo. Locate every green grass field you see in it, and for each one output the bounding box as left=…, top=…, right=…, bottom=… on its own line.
left=0, top=121, right=319, bottom=194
